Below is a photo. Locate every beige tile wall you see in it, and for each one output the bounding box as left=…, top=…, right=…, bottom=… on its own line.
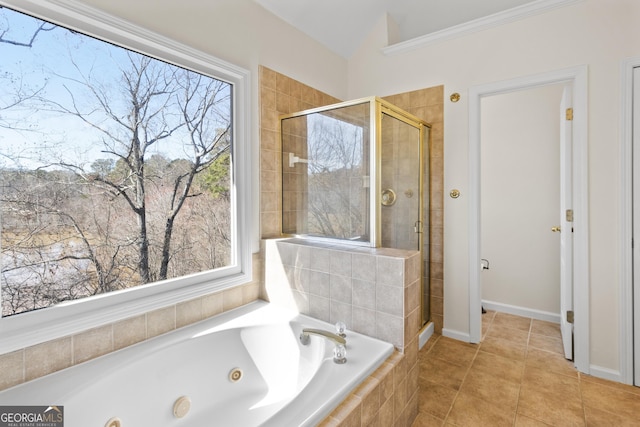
left=0, top=253, right=262, bottom=392
left=259, top=66, right=444, bottom=333
left=259, top=66, right=341, bottom=238
left=320, top=351, right=418, bottom=427
left=264, top=238, right=420, bottom=351
left=280, top=115, right=306, bottom=235
left=262, top=237, right=421, bottom=427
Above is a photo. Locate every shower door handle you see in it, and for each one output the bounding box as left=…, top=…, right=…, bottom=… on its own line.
left=414, top=221, right=423, bottom=233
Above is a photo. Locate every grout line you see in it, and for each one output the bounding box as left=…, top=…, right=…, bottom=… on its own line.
left=441, top=347, right=479, bottom=425
left=577, top=371, right=588, bottom=426
left=511, top=318, right=532, bottom=426
left=441, top=315, right=488, bottom=425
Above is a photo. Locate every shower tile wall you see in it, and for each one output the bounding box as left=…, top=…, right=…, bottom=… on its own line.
left=263, top=237, right=422, bottom=426
left=281, top=118, right=308, bottom=235
left=259, top=66, right=341, bottom=238
left=259, top=66, right=444, bottom=333
left=263, top=238, right=421, bottom=351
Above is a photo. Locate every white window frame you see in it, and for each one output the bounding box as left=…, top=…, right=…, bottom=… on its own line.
left=0, top=0, right=253, bottom=354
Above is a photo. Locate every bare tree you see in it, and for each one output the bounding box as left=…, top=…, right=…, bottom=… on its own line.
left=1, top=169, right=98, bottom=313
left=306, top=115, right=365, bottom=239
left=0, top=7, right=53, bottom=174
left=45, top=53, right=230, bottom=284
left=0, top=9, right=55, bottom=47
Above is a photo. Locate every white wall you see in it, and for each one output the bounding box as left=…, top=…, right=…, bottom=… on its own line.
left=74, top=0, right=348, bottom=99
left=347, top=0, right=640, bottom=374
left=481, top=85, right=563, bottom=316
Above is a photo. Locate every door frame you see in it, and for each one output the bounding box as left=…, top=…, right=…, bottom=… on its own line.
left=468, top=66, right=590, bottom=373
left=559, top=83, right=574, bottom=360
left=620, top=57, right=640, bottom=385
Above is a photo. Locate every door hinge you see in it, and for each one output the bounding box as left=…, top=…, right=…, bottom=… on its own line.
left=566, top=209, right=574, bottom=222
left=566, top=310, right=574, bottom=324
left=566, top=108, right=574, bottom=121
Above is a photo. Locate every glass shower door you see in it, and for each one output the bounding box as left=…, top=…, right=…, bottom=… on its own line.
left=379, top=112, right=422, bottom=251
left=380, top=110, right=429, bottom=327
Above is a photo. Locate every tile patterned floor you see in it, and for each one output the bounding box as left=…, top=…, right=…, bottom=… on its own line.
left=413, top=310, right=640, bottom=426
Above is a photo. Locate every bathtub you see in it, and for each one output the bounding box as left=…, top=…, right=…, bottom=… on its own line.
left=0, top=300, right=394, bottom=427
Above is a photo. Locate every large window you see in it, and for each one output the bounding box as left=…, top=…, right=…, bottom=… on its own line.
left=0, top=1, right=251, bottom=351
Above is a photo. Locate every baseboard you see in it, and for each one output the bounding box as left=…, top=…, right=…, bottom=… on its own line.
left=482, top=300, right=561, bottom=323
left=442, top=328, right=471, bottom=343
left=589, top=365, right=625, bottom=384
left=419, top=322, right=435, bottom=349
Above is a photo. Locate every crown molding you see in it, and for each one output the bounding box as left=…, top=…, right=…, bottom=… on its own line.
left=382, top=0, right=583, bottom=56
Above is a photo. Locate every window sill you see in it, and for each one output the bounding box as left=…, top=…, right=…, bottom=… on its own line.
left=0, top=268, right=253, bottom=355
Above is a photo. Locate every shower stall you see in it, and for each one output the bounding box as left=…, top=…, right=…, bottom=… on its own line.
left=280, top=97, right=431, bottom=327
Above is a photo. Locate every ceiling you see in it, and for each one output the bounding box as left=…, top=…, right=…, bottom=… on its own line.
left=253, top=0, right=552, bottom=58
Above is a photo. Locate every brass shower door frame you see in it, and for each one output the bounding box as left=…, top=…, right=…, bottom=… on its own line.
left=279, top=96, right=430, bottom=250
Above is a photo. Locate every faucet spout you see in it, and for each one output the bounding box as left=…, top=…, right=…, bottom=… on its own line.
left=300, top=328, right=346, bottom=346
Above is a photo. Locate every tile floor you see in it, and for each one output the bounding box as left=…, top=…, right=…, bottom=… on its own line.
left=413, top=310, right=640, bottom=426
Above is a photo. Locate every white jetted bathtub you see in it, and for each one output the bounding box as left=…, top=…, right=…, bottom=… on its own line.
left=0, top=300, right=394, bottom=427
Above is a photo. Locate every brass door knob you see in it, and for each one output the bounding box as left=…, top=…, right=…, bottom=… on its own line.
left=551, top=226, right=561, bottom=232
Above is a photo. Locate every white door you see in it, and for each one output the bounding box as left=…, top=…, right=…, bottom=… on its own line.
left=559, top=84, right=574, bottom=360
left=633, top=66, right=640, bottom=385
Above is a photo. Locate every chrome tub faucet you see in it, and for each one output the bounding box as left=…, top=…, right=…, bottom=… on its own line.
left=299, top=328, right=346, bottom=345
left=300, top=328, right=348, bottom=364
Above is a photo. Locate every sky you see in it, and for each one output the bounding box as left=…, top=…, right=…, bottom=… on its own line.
left=0, top=6, right=231, bottom=172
